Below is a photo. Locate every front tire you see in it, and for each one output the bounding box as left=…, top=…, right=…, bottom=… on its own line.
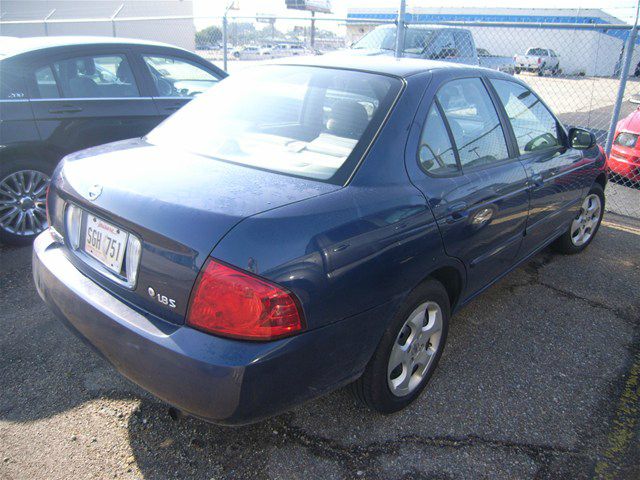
left=353, top=279, right=450, bottom=414
left=0, top=157, right=52, bottom=246
left=553, top=184, right=604, bottom=254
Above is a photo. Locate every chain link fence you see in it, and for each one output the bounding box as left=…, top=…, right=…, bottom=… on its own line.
left=1, top=13, right=639, bottom=220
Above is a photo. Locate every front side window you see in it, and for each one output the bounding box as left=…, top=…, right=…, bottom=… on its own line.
left=491, top=79, right=560, bottom=154
left=51, top=54, right=139, bottom=98
left=143, top=55, right=219, bottom=97
left=418, top=104, right=459, bottom=176
left=436, top=78, right=509, bottom=168
left=146, top=65, right=401, bottom=183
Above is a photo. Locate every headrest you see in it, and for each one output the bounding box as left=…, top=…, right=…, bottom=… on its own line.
left=326, top=100, right=369, bottom=139
left=79, top=58, right=96, bottom=76
left=117, top=61, right=133, bottom=82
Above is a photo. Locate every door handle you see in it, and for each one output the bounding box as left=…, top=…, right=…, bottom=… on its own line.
left=448, top=201, right=469, bottom=220
left=48, top=106, right=83, bottom=114
left=163, top=105, right=182, bottom=112
left=528, top=173, right=544, bottom=189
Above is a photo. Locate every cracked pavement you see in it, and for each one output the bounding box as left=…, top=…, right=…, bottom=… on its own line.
left=1, top=215, right=639, bottom=479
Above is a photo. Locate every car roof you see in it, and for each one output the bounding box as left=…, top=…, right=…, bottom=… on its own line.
left=374, top=24, right=469, bottom=32
left=0, top=36, right=178, bottom=59
left=270, top=55, right=472, bottom=78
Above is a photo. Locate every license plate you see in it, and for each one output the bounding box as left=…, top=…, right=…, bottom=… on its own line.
left=83, top=215, right=128, bottom=274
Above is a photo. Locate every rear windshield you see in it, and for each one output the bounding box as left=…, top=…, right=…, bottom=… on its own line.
left=352, top=27, right=435, bottom=55
left=146, top=65, right=402, bottom=184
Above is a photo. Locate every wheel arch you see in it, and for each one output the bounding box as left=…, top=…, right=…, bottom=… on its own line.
left=414, top=260, right=466, bottom=312
left=594, top=171, right=607, bottom=191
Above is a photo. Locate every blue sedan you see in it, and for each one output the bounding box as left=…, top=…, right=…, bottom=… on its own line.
left=33, top=56, right=607, bottom=425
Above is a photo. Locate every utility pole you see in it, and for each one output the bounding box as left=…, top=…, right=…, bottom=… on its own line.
left=310, top=11, right=316, bottom=49
left=395, top=0, right=406, bottom=58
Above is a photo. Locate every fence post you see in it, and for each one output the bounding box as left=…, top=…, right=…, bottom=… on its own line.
left=605, top=2, right=639, bottom=155
left=110, top=4, right=124, bottom=37
left=310, top=11, right=316, bottom=49
left=394, top=0, right=406, bottom=58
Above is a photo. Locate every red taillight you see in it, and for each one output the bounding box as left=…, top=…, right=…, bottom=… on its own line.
left=538, top=57, right=542, bottom=64
left=186, top=258, right=305, bottom=341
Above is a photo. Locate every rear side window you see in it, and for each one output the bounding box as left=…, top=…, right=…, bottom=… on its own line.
left=35, top=66, right=60, bottom=99
left=436, top=78, right=509, bottom=168
left=454, top=31, right=474, bottom=58
left=0, top=66, right=28, bottom=99
left=49, top=54, right=139, bottom=98
left=491, top=79, right=560, bottom=154
left=142, top=55, right=219, bottom=97
left=426, top=31, right=457, bottom=59
left=418, top=104, right=459, bottom=176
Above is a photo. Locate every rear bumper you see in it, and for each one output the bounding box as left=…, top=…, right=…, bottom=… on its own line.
left=33, top=233, right=393, bottom=425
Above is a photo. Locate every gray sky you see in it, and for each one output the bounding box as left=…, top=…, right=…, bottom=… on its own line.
left=194, top=0, right=638, bottom=24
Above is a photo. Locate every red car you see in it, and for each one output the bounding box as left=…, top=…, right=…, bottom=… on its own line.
left=609, top=105, right=640, bottom=184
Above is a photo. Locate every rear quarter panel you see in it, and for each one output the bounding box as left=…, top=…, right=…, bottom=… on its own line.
left=212, top=73, right=462, bottom=331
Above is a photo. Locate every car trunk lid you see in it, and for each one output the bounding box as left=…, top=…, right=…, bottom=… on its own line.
left=51, top=139, right=339, bottom=324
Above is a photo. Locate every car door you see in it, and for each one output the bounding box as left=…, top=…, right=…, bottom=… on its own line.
left=0, top=56, right=40, bottom=150
left=27, top=47, right=158, bottom=156
left=406, top=75, right=530, bottom=298
left=489, top=78, right=587, bottom=255
left=135, top=50, right=223, bottom=119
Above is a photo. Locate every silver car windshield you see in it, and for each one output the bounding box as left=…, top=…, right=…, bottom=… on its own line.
left=146, top=65, right=401, bottom=183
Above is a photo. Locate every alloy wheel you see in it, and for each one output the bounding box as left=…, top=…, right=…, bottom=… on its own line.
left=0, top=169, right=50, bottom=237
left=387, top=301, right=443, bottom=397
left=570, top=193, right=601, bottom=247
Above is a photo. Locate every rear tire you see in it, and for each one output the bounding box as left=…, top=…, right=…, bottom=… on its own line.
left=352, top=279, right=450, bottom=414
left=0, top=157, right=53, bottom=246
left=553, top=183, right=604, bottom=254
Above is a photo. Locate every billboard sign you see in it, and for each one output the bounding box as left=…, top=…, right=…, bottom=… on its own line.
left=285, top=0, right=332, bottom=14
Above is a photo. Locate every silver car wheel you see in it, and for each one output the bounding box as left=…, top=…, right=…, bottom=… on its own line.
left=570, top=193, right=601, bottom=247
left=0, top=169, right=50, bottom=237
left=387, top=301, right=443, bottom=397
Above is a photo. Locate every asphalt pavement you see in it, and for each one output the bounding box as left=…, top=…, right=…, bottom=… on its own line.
left=1, top=214, right=638, bottom=479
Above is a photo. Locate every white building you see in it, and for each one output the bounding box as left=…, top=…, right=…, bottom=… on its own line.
left=0, top=0, right=195, bottom=51
left=347, top=8, right=638, bottom=77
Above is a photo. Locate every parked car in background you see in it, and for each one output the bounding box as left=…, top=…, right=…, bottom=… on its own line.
left=344, top=24, right=479, bottom=66
left=34, top=56, right=606, bottom=425
left=269, top=43, right=309, bottom=58
left=259, top=44, right=274, bottom=56
left=608, top=96, right=640, bottom=185
left=514, top=48, right=560, bottom=75
left=477, top=47, right=515, bottom=74
left=232, top=45, right=262, bottom=60
left=0, top=36, right=226, bottom=245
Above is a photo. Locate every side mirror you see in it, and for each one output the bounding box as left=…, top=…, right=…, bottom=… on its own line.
left=568, top=128, right=596, bottom=150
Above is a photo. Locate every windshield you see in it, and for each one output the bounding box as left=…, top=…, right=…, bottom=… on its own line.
left=352, top=27, right=435, bottom=55
left=146, top=66, right=402, bottom=184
